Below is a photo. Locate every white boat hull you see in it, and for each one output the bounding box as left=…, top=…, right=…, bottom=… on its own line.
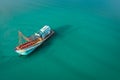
left=16, top=42, right=43, bottom=55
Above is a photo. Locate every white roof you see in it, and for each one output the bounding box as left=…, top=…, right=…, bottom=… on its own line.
left=40, top=25, right=50, bottom=32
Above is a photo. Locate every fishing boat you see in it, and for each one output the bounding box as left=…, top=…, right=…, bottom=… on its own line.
left=15, top=25, right=54, bottom=55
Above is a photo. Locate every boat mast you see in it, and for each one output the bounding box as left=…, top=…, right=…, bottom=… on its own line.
left=18, top=31, right=30, bottom=45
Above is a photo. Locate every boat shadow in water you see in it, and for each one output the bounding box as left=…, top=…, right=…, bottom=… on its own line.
left=27, top=25, right=73, bottom=57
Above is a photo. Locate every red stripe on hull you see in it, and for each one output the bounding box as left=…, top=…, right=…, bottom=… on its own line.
left=16, top=38, right=42, bottom=50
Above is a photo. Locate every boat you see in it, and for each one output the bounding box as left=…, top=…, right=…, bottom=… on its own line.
left=15, top=25, right=54, bottom=55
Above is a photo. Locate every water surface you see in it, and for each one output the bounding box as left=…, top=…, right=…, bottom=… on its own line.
left=0, top=0, right=120, bottom=80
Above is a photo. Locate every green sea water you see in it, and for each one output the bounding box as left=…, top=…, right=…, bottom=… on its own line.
left=0, top=0, right=120, bottom=80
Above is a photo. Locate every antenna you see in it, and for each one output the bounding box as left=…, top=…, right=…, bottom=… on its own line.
left=18, top=31, right=30, bottom=45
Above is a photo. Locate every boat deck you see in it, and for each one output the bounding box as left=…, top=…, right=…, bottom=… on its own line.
left=16, top=30, right=54, bottom=50
left=17, top=38, right=42, bottom=50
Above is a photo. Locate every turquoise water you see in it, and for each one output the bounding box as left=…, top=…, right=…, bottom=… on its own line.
left=0, top=0, right=120, bottom=80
